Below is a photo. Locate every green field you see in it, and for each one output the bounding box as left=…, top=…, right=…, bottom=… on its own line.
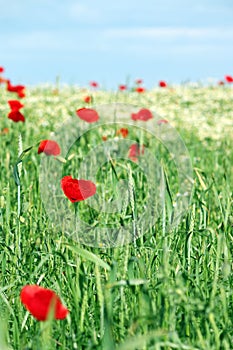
left=0, top=84, right=233, bottom=349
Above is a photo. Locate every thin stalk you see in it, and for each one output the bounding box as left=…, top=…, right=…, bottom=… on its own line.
left=17, top=184, right=21, bottom=218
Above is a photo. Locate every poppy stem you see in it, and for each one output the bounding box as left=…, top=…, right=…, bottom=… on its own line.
left=139, top=127, right=144, bottom=151
left=74, top=202, right=79, bottom=216
left=17, top=184, right=21, bottom=218
left=17, top=184, right=22, bottom=260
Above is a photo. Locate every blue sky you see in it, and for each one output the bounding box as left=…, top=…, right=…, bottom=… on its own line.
left=1, top=0, right=233, bottom=88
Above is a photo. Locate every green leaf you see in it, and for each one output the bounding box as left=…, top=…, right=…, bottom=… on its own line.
left=65, top=244, right=111, bottom=271
left=13, top=146, right=34, bottom=186
left=13, top=161, right=22, bottom=186
left=18, top=146, right=34, bottom=162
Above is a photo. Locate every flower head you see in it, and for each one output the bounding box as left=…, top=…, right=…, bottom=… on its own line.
left=76, top=108, right=99, bottom=123
left=6, top=80, right=26, bottom=98
left=135, top=86, right=145, bottom=93
left=20, top=285, right=69, bottom=321
left=8, top=100, right=25, bottom=122
left=159, top=80, right=167, bottom=88
left=8, top=100, right=24, bottom=111
left=131, top=108, right=153, bottom=121
left=225, top=75, right=233, bottom=83
left=8, top=110, right=25, bottom=122
left=89, top=81, right=99, bottom=88
left=116, top=128, right=129, bottom=138
left=135, top=79, right=143, bottom=85
left=1, top=127, right=9, bottom=135
left=38, top=140, right=61, bottom=156
left=118, top=84, right=127, bottom=91
left=61, top=176, right=96, bottom=202
left=128, top=143, right=145, bottom=162
left=0, top=77, right=7, bottom=84
left=83, top=95, right=92, bottom=103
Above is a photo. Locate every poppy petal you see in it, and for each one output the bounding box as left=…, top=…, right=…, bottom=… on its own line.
left=135, top=79, right=143, bottom=85
left=116, top=128, right=129, bottom=137
left=76, top=108, right=99, bottom=123
left=84, top=95, right=92, bottom=103
left=119, top=84, right=127, bottom=91
left=38, top=140, right=61, bottom=156
left=131, top=108, right=153, bottom=121
left=20, top=285, right=69, bottom=321
left=8, top=100, right=24, bottom=111
left=128, top=143, right=145, bottom=161
left=61, top=176, right=96, bottom=202
left=159, top=80, right=167, bottom=87
left=8, top=110, right=25, bottom=122
left=225, top=75, right=233, bottom=83
left=135, top=87, right=145, bottom=93
left=89, top=81, right=99, bottom=88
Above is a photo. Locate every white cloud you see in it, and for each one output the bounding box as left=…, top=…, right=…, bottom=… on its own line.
left=68, top=3, right=100, bottom=22
left=0, top=30, right=94, bottom=51
left=1, top=25, right=233, bottom=58
left=1, top=31, right=63, bottom=50
left=104, top=27, right=233, bottom=40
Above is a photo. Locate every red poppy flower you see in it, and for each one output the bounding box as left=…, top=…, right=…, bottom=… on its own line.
left=38, top=140, right=61, bottom=156
left=157, top=119, right=168, bottom=125
left=159, top=80, right=167, bottom=88
left=76, top=108, right=99, bottom=123
left=6, top=80, right=26, bottom=98
left=119, top=84, right=127, bottom=91
left=225, top=75, right=233, bottom=83
left=8, top=110, right=25, bottom=122
left=17, top=89, right=26, bottom=98
left=0, top=67, right=4, bottom=73
left=135, top=79, right=143, bottom=85
left=89, top=81, right=99, bottom=88
left=20, top=285, right=69, bottom=321
left=135, top=87, right=145, bottom=93
left=102, top=135, right=108, bottom=141
left=6, top=80, right=20, bottom=91
left=83, top=95, right=92, bottom=103
left=218, top=81, right=225, bottom=86
left=7, top=99, right=25, bottom=122
left=131, top=108, right=153, bottom=121
left=0, top=77, right=7, bottom=84
left=1, top=127, right=9, bottom=135
left=8, top=100, right=24, bottom=111
left=116, top=128, right=129, bottom=138
left=128, top=143, right=145, bottom=162
left=61, top=175, right=96, bottom=202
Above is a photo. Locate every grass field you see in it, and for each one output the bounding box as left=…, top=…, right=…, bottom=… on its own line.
left=0, top=83, right=233, bottom=350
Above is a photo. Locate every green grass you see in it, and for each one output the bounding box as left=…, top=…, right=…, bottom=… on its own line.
left=0, top=83, right=233, bottom=349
